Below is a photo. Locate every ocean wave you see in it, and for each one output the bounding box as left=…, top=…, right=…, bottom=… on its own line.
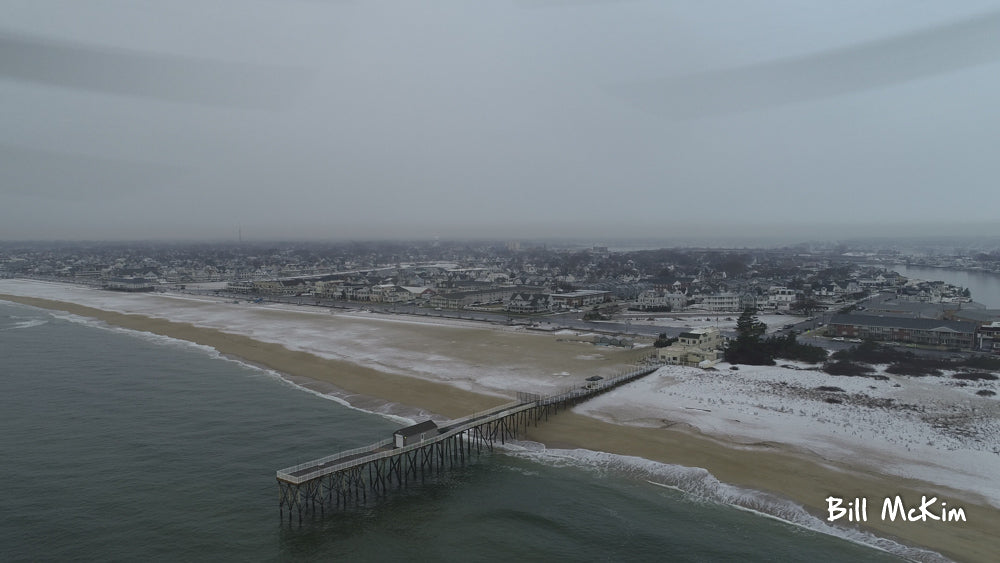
left=269, top=377, right=417, bottom=427
left=502, top=444, right=951, bottom=563
left=43, top=309, right=417, bottom=426
left=2, top=318, right=49, bottom=330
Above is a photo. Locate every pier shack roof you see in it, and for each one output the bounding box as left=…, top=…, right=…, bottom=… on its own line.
left=393, top=420, right=439, bottom=447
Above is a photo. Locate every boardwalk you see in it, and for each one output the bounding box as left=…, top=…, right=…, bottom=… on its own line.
left=276, top=364, right=662, bottom=522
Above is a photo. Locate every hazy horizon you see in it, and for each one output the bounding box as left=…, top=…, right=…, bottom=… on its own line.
left=5, top=1, right=1000, bottom=242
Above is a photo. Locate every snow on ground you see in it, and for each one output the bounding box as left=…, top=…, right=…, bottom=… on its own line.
left=4, top=280, right=998, bottom=506
left=0, top=280, right=534, bottom=392
left=629, top=314, right=798, bottom=334
left=576, top=361, right=1000, bottom=507
left=0, top=280, right=630, bottom=398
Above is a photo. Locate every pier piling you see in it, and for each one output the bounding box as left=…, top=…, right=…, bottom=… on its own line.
left=276, top=365, right=661, bottom=520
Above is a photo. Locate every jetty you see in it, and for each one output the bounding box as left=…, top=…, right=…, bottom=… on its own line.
left=276, top=364, right=661, bottom=522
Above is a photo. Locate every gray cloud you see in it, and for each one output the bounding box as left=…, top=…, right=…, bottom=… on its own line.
left=0, top=30, right=310, bottom=109
left=2, top=1, right=999, bottom=242
left=620, top=10, right=1000, bottom=118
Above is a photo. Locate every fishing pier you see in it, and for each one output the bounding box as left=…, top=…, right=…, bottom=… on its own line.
left=276, top=365, right=660, bottom=522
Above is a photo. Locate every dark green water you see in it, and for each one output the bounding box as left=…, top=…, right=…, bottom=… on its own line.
left=0, top=302, right=927, bottom=561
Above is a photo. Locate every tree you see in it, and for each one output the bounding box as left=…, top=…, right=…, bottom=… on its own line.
left=736, top=307, right=766, bottom=341
left=790, top=296, right=821, bottom=316
left=725, top=308, right=774, bottom=365
left=764, top=331, right=828, bottom=363
left=654, top=333, right=677, bottom=348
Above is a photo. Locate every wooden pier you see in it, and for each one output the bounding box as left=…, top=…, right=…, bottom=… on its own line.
left=276, top=364, right=661, bottom=522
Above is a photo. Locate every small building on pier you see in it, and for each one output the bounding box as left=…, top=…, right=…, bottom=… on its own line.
left=393, top=420, right=439, bottom=447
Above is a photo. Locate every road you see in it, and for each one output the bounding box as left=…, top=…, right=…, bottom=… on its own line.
left=188, top=289, right=972, bottom=359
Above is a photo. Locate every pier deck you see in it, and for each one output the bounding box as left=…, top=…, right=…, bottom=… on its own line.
left=276, top=364, right=662, bottom=520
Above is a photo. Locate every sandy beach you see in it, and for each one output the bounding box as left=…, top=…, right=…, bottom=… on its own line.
left=2, top=286, right=997, bottom=562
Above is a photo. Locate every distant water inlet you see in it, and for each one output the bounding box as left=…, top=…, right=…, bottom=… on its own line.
left=890, top=265, right=1000, bottom=308
left=275, top=366, right=661, bottom=522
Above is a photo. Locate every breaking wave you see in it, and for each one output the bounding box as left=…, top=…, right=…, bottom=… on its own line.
left=503, top=443, right=951, bottom=563
left=3, top=318, right=49, bottom=330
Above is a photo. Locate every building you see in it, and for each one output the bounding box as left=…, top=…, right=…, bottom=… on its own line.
left=506, top=293, right=551, bottom=314
left=369, top=284, right=406, bottom=303
left=636, top=290, right=687, bottom=311
left=944, top=308, right=1000, bottom=327
left=828, top=314, right=977, bottom=350
left=429, top=287, right=516, bottom=309
left=226, top=279, right=303, bottom=296
left=977, top=321, right=1000, bottom=354
left=103, top=277, right=155, bottom=292
left=698, top=293, right=741, bottom=312
left=768, top=286, right=798, bottom=310
left=656, top=327, right=724, bottom=367
left=393, top=420, right=439, bottom=447
left=226, top=280, right=256, bottom=294
left=676, top=327, right=724, bottom=350
left=399, top=286, right=436, bottom=301
left=548, top=290, right=611, bottom=310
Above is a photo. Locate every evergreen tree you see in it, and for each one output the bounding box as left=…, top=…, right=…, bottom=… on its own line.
left=653, top=333, right=677, bottom=348
left=725, top=308, right=774, bottom=365
left=735, top=308, right=766, bottom=342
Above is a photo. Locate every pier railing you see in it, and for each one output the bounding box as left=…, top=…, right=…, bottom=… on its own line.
left=277, top=400, right=543, bottom=484
left=276, top=437, right=395, bottom=480
left=440, top=399, right=523, bottom=430
left=276, top=363, right=663, bottom=504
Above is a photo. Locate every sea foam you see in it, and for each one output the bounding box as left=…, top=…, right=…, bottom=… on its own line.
left=41, top=308, right=417, bottom=427
left=502, top=443, right=950, bottom=563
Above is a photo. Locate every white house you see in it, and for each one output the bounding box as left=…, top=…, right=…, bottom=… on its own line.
left=506, top=293, right=550, bottom=313
left=699, top=293, right=741, bottom=312
left=768, top=286, right=798, bottom=310
left=636, top=290, right=687, bottom=311
left=656, top=327, right=724, bottom=367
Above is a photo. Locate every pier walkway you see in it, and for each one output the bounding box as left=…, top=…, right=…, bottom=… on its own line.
left=276, top=364, right=662, bottom=521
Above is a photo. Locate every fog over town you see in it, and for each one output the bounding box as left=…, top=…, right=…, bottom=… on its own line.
left=4, top=1, right=1000, bottom=241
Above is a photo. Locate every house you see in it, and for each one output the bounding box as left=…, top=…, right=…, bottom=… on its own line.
left=343, top=285, right=372, bottom=301
left=370, top=284, right=406, bottom=303
left=506, top=293, right=550, bottom=314
left=400, top=286, right=436, bottom=301
left=548, top=290, right=611, bottom=310
left=698, top=293, right=741, bottom=312
left=393, top=420, right=439, bottom=448
left=226, top=280, right=255, bottom=294
left=103, top=277, right=155, bottom=292
left=676, top=327, right=724, bottom=349
left=636, top=290, right=687, bottom=311
left=768, top=286, right=798, bottom=310
left=656, top=327, right=724, bottom=367
left=975, top=321, right=1000, bottom=353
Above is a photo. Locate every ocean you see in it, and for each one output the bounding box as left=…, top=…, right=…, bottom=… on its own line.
left=0, top=300, right=912, bottom=562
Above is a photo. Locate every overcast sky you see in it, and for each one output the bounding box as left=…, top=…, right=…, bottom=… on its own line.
left=4, top=0, right=1000, bottom=242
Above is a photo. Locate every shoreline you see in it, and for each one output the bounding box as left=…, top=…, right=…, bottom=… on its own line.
left=3, top=292, right=997, bottom=561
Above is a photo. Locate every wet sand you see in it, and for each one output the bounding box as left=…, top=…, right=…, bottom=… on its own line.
left=3, top=293, right=997, bottom=562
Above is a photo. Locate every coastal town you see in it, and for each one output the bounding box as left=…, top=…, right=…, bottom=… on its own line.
left=3, top=240, right=999, bottom=562
left=2, top=239, right=999, bottom=359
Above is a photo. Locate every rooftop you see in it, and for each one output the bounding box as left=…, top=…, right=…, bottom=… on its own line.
left=830, top=313, right=978, bottom=334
